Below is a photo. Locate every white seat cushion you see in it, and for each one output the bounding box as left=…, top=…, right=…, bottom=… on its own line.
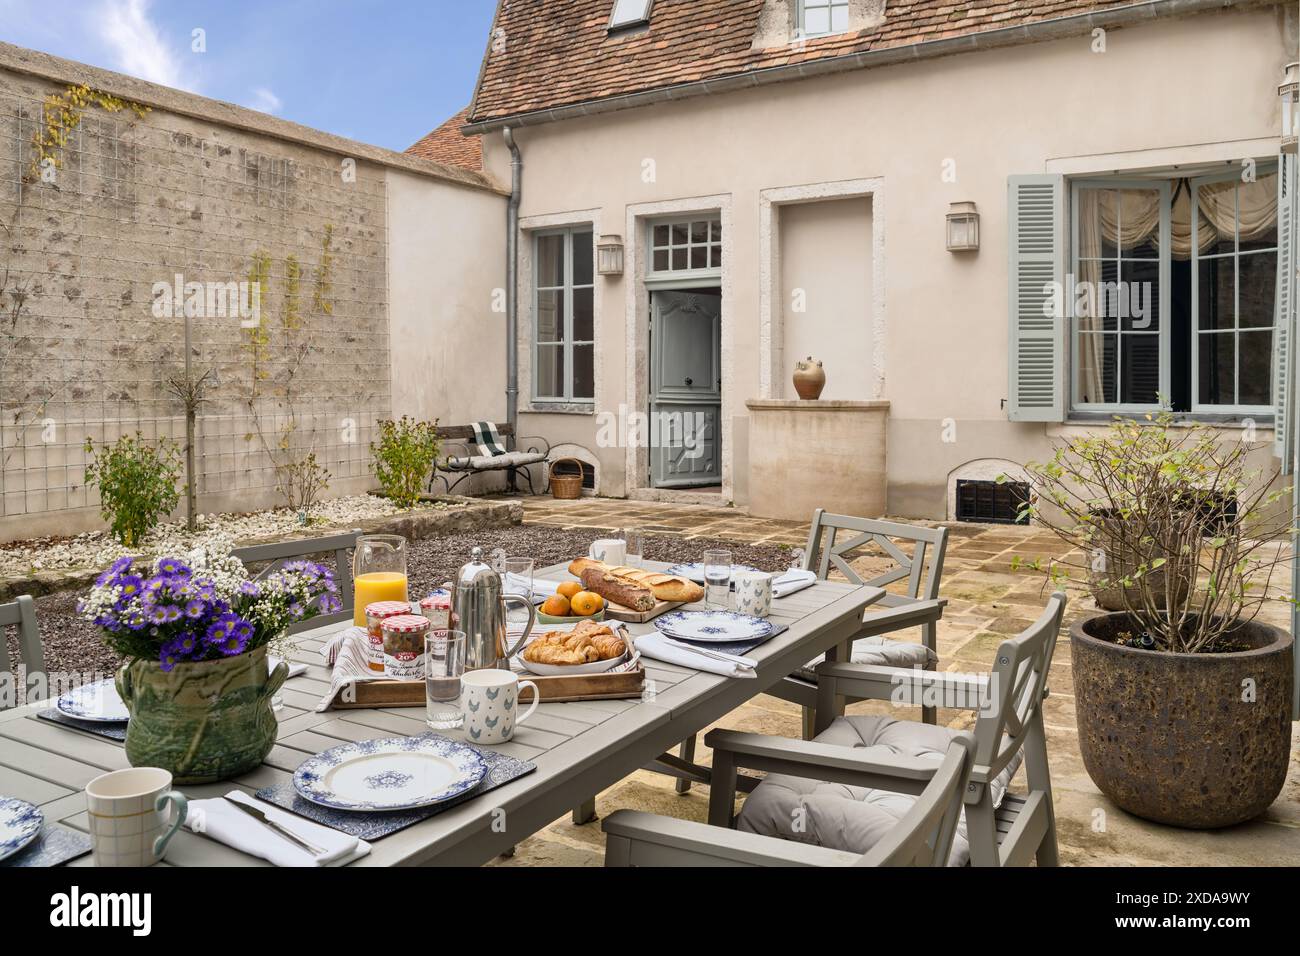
left=735, top=715, right=1021, bottom=866
left=795, top=635, right=935, bottom=682
left=446, top=451, right=546, bottom=470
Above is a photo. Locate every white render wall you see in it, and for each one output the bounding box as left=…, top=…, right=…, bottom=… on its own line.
left=482, top=6, right=1295, bottom=518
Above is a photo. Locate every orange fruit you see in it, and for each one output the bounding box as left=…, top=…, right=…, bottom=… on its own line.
left=556, top=581, right=583, bottom=600
left=541, top=595, right=571, bottom=617
left=570, top=591, right=604, bottom=616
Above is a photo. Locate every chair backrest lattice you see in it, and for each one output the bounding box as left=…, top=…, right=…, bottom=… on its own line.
left=803, top=509, right=948, bottom=606
left=0, top=595, right=44, bottom=709
left=232, top=529, right=360, bottom=635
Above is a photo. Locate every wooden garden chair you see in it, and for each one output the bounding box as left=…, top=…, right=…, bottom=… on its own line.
left=1, top=594, right=44, bottom=709
left=604, top=734, right=974, bottom=866
left=232, top=529, right=360, bottom=635
left=667, top=510, right=948, bottom=795
left=697, top=592, right=1066, bottom=867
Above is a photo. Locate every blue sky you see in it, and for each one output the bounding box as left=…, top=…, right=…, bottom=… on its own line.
left=0, top=0, right=496, bottom=150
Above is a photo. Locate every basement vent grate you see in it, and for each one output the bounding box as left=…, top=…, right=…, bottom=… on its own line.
left=956, top=479, right=1029, bottom=525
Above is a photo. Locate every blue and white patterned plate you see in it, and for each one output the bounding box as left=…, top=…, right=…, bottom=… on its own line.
left=665, top=562, right=761, bottom=584
left=654, top=610, right=775, bottom=644
left=293, top=736, right=489, bottom=813
left=0, top=798, right=43, bottom=863
left=56, top=679, right=129, bottom=723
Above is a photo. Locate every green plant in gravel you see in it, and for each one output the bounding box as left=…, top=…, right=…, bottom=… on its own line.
left=83, top=433, right=182, bottom=547
left=371, top=416, right=440, bottom=509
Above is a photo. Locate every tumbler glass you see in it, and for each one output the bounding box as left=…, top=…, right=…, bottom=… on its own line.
left=703, top=549, right=732, bottom=609
left=426, top=629, right=467, bottom=729
left=622, top=529, right=646, bottom=568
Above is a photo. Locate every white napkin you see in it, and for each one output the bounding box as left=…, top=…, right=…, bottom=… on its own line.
left=185, top=790, right=370, bottom=867
left=773, top=569, right=817, bottom=598
left=269, top=656, right=308, bottom=679
left=635, top=633, right=757, bottom=678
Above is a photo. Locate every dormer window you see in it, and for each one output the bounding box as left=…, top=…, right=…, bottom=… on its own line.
left=798, top=0, right=849, bottom=38
left=609, top=0, right=653, bottom=31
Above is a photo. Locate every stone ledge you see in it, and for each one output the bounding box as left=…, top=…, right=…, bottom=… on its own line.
left=746, top=398, right=891, bottom=411
left=0, top=495, right=521, bottom=602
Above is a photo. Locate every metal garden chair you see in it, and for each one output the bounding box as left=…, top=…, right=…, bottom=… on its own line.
left=232, top=529, right=360, bottom=634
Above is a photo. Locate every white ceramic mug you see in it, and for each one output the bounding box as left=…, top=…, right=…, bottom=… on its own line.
left=734, top=571, right=773, bottom=618
left=461, top=669, right=539, bottom=745
left=589, top=538, right=626, bottom=565
left=85, top=767, right=188, bottom=867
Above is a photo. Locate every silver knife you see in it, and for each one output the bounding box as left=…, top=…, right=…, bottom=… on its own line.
left=224, top=796, right=327, bottom=857
left=663, top=637, right=756, bottom=669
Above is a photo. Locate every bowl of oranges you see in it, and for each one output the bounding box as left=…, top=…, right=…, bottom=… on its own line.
left=537, top=580, right=607, bottom=624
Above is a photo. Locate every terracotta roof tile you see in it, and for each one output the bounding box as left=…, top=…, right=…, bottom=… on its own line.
left=406, top=106, right=482, bottom=171
left=463, top=0, right=1167, bottom=123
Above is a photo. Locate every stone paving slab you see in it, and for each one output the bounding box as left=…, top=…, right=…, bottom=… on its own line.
left=488, top=495, right=1300, bottom=867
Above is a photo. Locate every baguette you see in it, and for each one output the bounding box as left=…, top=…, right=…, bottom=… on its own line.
left=568, top=558, right=704, bottom=603
left=578, top=567, right=656, bottom=612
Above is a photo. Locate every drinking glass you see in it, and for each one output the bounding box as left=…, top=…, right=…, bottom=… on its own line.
left=622, top=529, right=645, bottom=568
left=703, top=549, right=732, bottom=609
left=352, top=534, right=408, bottom=626
left=503, top=557, right=534, bottom=622
left=426, top=629, right=467, bottom=729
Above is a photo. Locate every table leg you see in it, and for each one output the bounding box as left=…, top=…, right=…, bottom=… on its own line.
left=572, top=797, right=597, bottom=825
left=674, top=735, right=697, bottom=794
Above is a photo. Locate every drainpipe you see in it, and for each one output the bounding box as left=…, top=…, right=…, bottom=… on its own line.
left=503, top=127, right=522, bottom=451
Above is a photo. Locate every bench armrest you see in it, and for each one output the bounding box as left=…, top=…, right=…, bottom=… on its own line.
left=514, top=434, right=551, bottom=456
left=703, top=729, right=938, bottom=796
left=439, top=440, right=474, bottom=467
left=602, top=810, right=857, bottom=867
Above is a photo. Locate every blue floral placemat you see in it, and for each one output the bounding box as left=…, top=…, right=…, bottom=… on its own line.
left=255, top=737, right=535, bottom=841
left=673, top=622, right=788, bottom=658
left=1, top=824, right=93, bottom=868
left=37, top=709, right=128, bottom=742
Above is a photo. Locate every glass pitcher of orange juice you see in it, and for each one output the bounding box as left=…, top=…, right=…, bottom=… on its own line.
left=352, top=534, right=409, bottom=625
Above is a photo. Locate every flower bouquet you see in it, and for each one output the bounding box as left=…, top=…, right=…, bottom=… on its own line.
left=81, top=538, right=339, bottom=783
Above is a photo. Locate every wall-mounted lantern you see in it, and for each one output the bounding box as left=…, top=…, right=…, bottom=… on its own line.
left=597, top=234, right=625, bottom=276
left=946, top=201, right=980, bottom=252
left=1281, top=62, right=1299, bottom=155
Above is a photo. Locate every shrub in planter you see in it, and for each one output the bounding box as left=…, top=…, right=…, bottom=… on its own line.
left=1011, top=411, right=1294, bottom=828
left=83, top=433, right=182, bottom=547
left=371, top=416, right=440, bottom=509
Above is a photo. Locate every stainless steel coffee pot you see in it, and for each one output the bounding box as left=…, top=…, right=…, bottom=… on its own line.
left=453, top=547, right=535, bottom=670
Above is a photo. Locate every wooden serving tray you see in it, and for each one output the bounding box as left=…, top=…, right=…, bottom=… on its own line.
left=332, top=665, right=645, bottom=708
left=603, top=599, right=683, bottom=623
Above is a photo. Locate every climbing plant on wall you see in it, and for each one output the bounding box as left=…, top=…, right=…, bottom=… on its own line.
left=27, top=83, right=149, bottom=182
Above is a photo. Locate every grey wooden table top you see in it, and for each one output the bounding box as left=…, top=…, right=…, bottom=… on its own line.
left=0, top=560, right=881, bottom=867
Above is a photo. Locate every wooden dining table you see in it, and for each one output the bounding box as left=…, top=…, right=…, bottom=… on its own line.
left=0, top=561, right=882, bottom=866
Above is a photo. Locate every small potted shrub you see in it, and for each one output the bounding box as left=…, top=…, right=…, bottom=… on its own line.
left=80, top=538, right=339, bottom=783
left=83, top=433, right=182, bottom=547
left=1012, top=412, right=1294, bottom=828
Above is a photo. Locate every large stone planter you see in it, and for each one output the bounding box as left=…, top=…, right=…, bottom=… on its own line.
left=1071, top=613, right=1292, bottom=828
left=116, top=645, right=288, bottom=785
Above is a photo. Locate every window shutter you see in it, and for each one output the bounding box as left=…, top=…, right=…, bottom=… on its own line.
left=1274, top=153, right=1296, bottom=472
left=1007, top=175, right=1066, bottom=422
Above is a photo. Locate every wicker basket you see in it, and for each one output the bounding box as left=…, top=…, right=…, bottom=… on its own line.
left=549, top=457, right=585, bottom=500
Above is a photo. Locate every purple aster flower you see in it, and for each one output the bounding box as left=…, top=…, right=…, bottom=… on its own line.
left=156, top=557, right=190, bottom=576
left=162, top=605, right=182, bottom=623
left=110, top=556, right=134, bottom=574
left=216, top=630, right=249, bottom=656
left=185, top=598, right=206, bottom=619
left=159, top=640, right=182, bottom=672
left=147, top=605, right=169, bottom=625
left=239, top=581, right=260, bottom=597
left=116, top=574, right=144, bottom=598
left=175, top=633, right=201, bottom=656
left=124, top=612, right=149, bottom=631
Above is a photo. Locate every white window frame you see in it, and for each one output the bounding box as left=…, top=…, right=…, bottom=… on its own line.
left=1190, top=166, right=1279, bottom=416
left=646, top=215, right=723, bottom=284
left=797, top=0, right=850, bottom=38
left=608, top=0, right=653, bottom=30
left=1069, top=179, right=1172, bottom=414
left=532, top=227, right=595, bottom=403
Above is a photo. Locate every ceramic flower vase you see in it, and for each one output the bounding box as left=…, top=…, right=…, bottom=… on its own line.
left=116, top=645, right=288, bottom=785
left=793, top=356, right=826, bottom=400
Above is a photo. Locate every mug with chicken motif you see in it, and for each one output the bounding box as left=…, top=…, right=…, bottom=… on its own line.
left=460, top=669, right=539, bottom=745
left=734, top=571, right=773, bottom=618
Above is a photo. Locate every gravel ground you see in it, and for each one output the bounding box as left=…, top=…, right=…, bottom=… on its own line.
left=10, top=526, right=798, bottom=688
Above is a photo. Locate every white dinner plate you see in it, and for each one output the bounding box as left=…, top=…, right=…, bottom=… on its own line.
left=0, top=797, right=43, bottom=863
left=293, top=736, right=488, bottom=812
left=654, top=609, right=774, bottom=643
left=56, top=679, right=129, bottom=723
left=665, top=562, right=761, bottom=584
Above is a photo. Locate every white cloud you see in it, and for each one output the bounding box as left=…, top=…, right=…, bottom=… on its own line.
left=95, top=0, right=189, bottom=90
left=246, top=87, right=282, bottom=115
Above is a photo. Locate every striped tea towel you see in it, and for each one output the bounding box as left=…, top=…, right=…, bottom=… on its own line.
left=471, top=421, right=507, bottom=457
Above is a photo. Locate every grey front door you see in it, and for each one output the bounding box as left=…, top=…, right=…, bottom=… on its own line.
left=649, top=290, right=721, bottom=488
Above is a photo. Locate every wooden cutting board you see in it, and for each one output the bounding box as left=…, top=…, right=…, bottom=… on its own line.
left=602, top=599, right=684, bottom=623
left=331, top=665, right=645, bottom=708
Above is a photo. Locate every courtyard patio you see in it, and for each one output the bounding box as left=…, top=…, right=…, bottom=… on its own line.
left=495, top=496, right=1300, bottom=867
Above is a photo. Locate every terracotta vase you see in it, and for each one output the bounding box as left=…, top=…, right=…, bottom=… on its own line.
left=115, top=644, right=288, bottom=785
left=792, top=356, right=825, bottom=400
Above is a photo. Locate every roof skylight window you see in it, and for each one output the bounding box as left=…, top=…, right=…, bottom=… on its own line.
left=609, top=0, right=653, bottom=31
